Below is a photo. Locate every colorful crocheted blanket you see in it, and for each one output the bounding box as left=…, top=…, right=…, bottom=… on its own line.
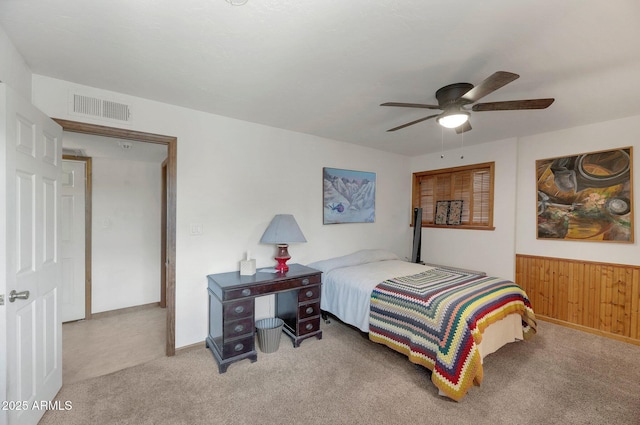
left=369, top=268, right=536, bottom=401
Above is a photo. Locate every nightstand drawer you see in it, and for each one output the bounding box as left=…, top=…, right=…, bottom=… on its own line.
left=298, top=286, right=320, bottom=302
left=297, top=274, right=320, bottom=286
left=226, top=287, right=255, bottom=300
left=221, top=336, right=254, bottom=358
left=224, top=274, right=321, bottom=301
left=298, top=302, right=320, bottom=320
left=298, top=318, right=320, bottom=336
left=223, top=299, right=253, bottom=319
left=223, top=317, right=254, bottom=340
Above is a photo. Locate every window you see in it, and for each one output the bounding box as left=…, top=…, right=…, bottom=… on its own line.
left=412, top=162, right=495, bottom=230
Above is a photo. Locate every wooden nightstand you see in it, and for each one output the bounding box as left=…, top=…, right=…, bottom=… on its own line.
left=206, top=264, right=322, bottom=373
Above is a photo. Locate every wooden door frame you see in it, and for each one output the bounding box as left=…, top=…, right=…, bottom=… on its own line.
left=53, top=118, right=177, bottom=356
left=62, top=154, right=93, bottom=320
left=160, top=159, right=167, bottom=308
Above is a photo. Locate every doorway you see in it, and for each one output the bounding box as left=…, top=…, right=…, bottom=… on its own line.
left=53, top=118, right=177, bottom=356
left=61, top=155, right=92, bottom=322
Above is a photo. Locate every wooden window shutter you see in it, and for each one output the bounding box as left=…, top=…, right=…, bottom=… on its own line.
left=417, top=175, right=435, bottom=224
left=472, top=170, right=491, bottom=225
left=412, top=162, right=494, bottom=230
left=451, top=171, right=471, bottom=224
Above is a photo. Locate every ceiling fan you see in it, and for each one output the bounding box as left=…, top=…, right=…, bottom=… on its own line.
left=381, top=71, right=554, bottom=134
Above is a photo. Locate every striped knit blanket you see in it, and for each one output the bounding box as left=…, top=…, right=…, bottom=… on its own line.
left=369, top=268, right=536, bottom=401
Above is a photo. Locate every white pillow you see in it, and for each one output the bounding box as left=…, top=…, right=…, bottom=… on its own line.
left=307, top=249, right=400, bottom=274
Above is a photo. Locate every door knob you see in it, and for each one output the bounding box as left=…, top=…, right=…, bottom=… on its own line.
left=9, top=290, right=30, bottom=303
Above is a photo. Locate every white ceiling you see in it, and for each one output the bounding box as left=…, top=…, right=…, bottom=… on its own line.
left=1, top=0, right=640, bottom=156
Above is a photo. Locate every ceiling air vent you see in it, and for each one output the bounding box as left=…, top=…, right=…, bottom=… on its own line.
left=70, top=93, right=132, bottom=124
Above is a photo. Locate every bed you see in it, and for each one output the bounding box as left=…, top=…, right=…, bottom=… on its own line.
left=308, top=249, right=537, bottom=401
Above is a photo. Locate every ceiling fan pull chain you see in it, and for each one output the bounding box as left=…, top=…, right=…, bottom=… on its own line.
left=440, top=127, right=445, bottom=159
left=460, top=130, right=464, bottom=159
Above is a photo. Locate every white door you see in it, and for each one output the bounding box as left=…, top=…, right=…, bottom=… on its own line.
left=61, top=160, right=86, bottom=322
left=0, top=83, right=63, bottom=425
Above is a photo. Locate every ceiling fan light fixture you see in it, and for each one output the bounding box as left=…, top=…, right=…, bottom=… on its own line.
left=382, top=72, right=553, bottom=133
left=437, top=110, right=470, bottom=129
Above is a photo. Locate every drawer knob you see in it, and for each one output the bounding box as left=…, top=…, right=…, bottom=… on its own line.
left=234, top=343, right=244, bottom=352
left=302, top=278, right=310, bottom=285
left=305, top=323, right=314, bottom=331
left=305, top=290, right=314, bottom=298
left=241, top=289, right=251, bottom=296
left=234, top=324, right=244, bottom=333
left=234, top=306, right=244, bottom=314
left=305, top=306, right=314, bottom=314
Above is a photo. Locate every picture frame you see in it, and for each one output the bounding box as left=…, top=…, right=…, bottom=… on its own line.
left=435, top=201, right=450, bottom=225
left=536, top=147, right=633, bottom=242
left=323, top=167, right=376, bottom=224
left=448, top=200, right=463, bottom=225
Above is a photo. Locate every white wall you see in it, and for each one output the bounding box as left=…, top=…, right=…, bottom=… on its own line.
left=0, top=25, right=31, bottom=100
left=516, top=115, right=640, bottom=265
left=84, top=153, right=163, bottom=313
left=31, top=75, right=414, bottom=348
left=410, top=138, right=519, bottom=279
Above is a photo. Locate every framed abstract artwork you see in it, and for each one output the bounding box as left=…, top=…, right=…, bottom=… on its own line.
left=323, top=167, right=376, bottom=224
left=536, top=147, right=633, bottom=242
left=435, top=201, right=450, bottom=225
left=448, top=200, right=463, bottom=225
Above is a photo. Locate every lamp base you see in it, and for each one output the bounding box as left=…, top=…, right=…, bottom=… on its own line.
left=274, top=244, right=291, bottom=273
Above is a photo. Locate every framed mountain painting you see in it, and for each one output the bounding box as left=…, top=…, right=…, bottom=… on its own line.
left=323, top=167, right=376, bottom=224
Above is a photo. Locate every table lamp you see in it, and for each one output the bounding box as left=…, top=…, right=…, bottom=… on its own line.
left=260, top=214, right=307, bottom=273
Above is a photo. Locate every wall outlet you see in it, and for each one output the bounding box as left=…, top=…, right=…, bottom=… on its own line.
left=190, top=224, right=203, bottom=235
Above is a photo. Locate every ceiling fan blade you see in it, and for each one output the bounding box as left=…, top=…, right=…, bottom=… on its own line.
left=455, top=121, right=472, bottom=134
left=380, top=102, right=441, bottom=109
left=387, top=114, right=439, bottom=132
left=461, top=71, right=520, bottom=104
left=472, top=98, right=555, bottom=111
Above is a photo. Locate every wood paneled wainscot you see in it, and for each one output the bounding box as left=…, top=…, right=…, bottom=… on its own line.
left=516, top=255, right=640, bottom=346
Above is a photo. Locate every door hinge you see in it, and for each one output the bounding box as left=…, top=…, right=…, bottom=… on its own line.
left=0, top=294, right=4, bottom=306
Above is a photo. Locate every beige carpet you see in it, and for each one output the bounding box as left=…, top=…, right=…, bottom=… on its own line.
left=40, top=319, right=640, bottom=425
left=62, top=305, right=166, bottom=384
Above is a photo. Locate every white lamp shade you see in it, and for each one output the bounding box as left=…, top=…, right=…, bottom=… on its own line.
left=437, top=111, right=469, bottom=129
left=260, top=214, right=307, bottom=244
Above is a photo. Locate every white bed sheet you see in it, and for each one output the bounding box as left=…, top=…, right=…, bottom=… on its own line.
left=320, top=259, right=433, bottom=333
left=318, top=258, right=523, bottom=359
